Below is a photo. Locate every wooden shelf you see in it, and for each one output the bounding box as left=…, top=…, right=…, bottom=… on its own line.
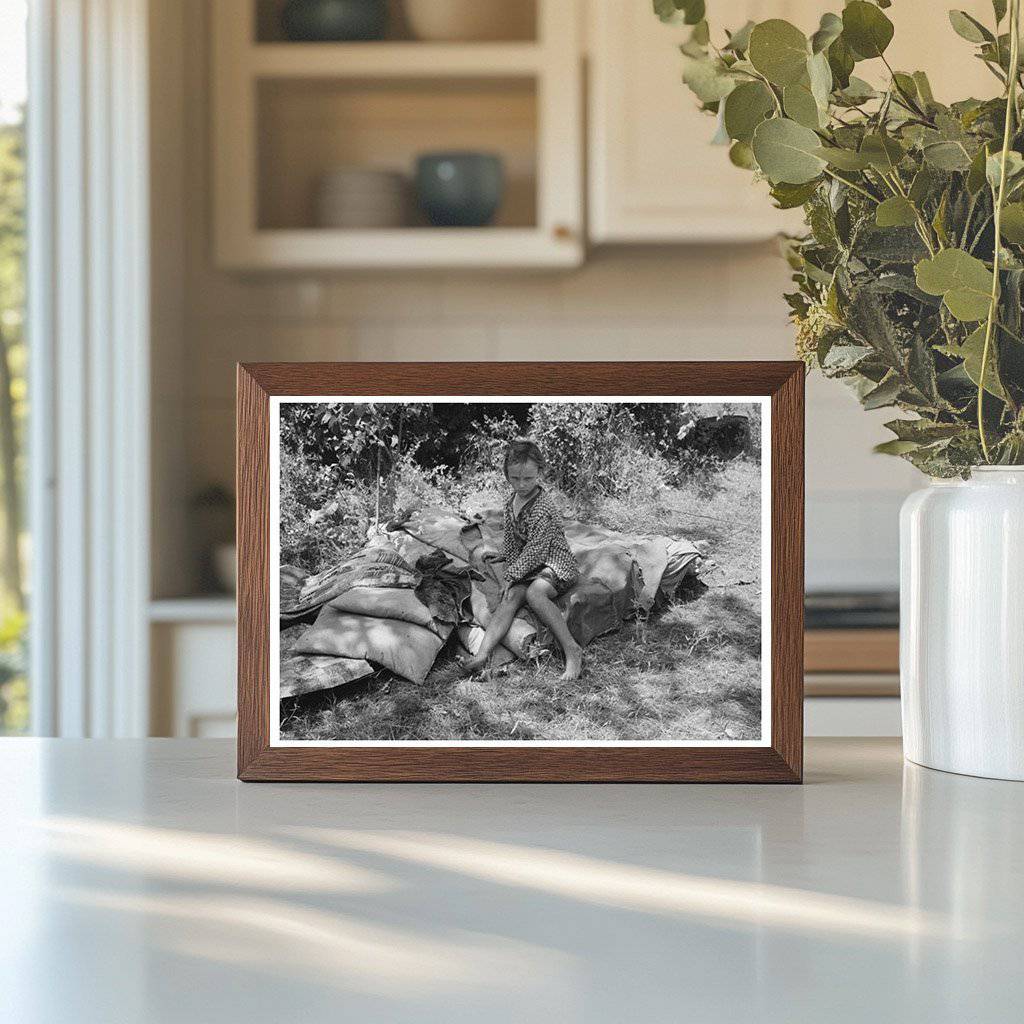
left=212, top=0, right=583, bottom=269
left=249, top=42, right=544, bottom=79
left=218, top=227, right=579, bottom=270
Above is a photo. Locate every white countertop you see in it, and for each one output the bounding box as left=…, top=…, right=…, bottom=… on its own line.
left=1, top=738, right=1021, bottom=1023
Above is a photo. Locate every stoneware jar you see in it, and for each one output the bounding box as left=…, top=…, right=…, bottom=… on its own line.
left=900, top=467, right=1024, bottom=780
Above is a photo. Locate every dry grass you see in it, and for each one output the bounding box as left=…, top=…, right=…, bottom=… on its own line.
left=280, top=458, right=763, bottom=743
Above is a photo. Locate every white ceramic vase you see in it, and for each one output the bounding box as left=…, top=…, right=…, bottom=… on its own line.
left=900, top=467, right=1024, bottom=780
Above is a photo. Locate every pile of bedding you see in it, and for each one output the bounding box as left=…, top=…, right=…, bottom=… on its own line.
left=279, top=506, right=703, bottom=699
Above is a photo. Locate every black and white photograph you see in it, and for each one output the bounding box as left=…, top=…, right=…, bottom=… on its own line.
left=271, top=396, right=769, bottom=745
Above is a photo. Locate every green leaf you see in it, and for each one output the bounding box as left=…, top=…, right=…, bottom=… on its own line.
left=807, top=51, right=833, bottom=110
left=1000, top=202, right=1024, bottom=242
left=892, top=72, right=919, bottom=102
left=724, top=20, right=755, bottom=53
left=681, top=0, right=705, bottom=25
left=994, top=0, right=1008, bottom=24
left=770, top=179, right=820, bottom=209
left=855, top=226, right=929, bottom=263
left=967, top=143, right=993, bottom=193
left=860, top=133, right=905, bottom=173
left=783, top=83, right=822, bottom=128
left=710, top=108, right=731, bottom=145
left=862, top=374, right=902, bottom=409
left=728, top=140, right=758, bottom=169
left=814, top=145, right=872, bottom=170
left=653, top=0, right=676, bottom=23
left=836, top=75, right=877, bottom=105
left=842, top=1, right=894, bottom=60
left=827, top=35, right=855, bottom=89
left=932, top=190, right=950, bottom=247
left=874, top=439, right=922, bottom=456
left=959, top=324, right=1007, bottom=398
left=923, top=141, right=973, bottom=171
left=914, top=249, right=994, bottom=321
left=912, top=71, right=935, bottom=105
left=689, top=20, right=710, bottom=46
left=654, top=0, right=705, bottom=25
left=681, top=55, right=737, bottom=103
left=723, top=81, right=775, bottom=143
left=875, top=196, right=918, bottom=228
left=986, top=150, right=1024, bottom=190
left=748, top=19, right=810, bottom=87
left=846, top=284, right=911, bottom=373
left=752, top=117, right=827, bottom=184
left=908, top=334, right=941, bottom=403
left=948, top=10, right=993, bottom=44
left=909, top=165, right=936, bottom=205
left=884, top=419, right=963, bottom=443
left=810, top=12, right=843, bottom=54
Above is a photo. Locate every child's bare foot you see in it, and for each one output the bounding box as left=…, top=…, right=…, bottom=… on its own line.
left=560, top=641, right=583, bottom=681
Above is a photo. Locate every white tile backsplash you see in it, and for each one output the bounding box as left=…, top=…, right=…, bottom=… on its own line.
left=177, top=249, right=917, bottom=593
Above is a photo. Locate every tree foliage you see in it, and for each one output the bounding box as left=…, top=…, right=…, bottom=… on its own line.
left=278, top=401, right=759, bottom=571
left=663, top=0, right=1024, bottom=475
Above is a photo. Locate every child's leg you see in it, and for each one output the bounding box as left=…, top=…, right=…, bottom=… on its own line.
left=525, top=578, right=583, bottom=681
left=463, top=583, right=529, bottom=673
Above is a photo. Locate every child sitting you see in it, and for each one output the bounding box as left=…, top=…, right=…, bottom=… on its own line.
left=463, top=439, right=583, bottom=680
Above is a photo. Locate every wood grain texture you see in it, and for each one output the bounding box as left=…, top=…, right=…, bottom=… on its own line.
left=237, top=366, right=271, bottom=777
left=236, top=361, right=805, bottom=783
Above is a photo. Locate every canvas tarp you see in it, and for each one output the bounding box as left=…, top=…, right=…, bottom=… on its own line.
left=280, top=505, right=703, bottom=699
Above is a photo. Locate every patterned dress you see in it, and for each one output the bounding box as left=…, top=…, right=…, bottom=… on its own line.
left=501, top=486, right=580, bottom=595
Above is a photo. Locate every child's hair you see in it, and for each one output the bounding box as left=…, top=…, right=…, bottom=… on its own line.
left=503, top=438, right=546, bottom=478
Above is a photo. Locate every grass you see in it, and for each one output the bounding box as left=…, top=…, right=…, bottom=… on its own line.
left=280, top=457, right=763, bottom=743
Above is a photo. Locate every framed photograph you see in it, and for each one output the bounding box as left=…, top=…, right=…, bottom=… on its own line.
left=237, top=362, right=803, bottom=782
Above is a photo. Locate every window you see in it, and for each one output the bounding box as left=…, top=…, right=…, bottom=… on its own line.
left=0, top=0, right=28, bottom=734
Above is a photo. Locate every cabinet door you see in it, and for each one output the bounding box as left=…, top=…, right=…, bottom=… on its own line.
left=588, top=1, right=1002, bottom=245
left=588, top=1, right=814, bottom=243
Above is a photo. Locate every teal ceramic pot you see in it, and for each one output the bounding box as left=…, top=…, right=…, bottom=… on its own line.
left=415, top=152, right=505, bottom=227
left=281, top=0, right=388, bottom=42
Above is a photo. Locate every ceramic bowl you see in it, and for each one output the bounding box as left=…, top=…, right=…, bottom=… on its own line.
left=281, top=0, right=388, bottom=42
left=314, top=167, right=409, bottom=228
left=415, top=152, right=505, bottom=227
left=403, top=0, right=534, bottom=42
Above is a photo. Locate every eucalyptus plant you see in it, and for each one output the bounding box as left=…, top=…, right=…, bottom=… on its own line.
left=659, top=0, right=1024, bottom=474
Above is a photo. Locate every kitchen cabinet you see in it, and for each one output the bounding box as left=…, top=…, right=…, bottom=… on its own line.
left=587, top=1, right=812, bottom=243
left=587, top=0, right=999, bottom=244
left=211, top=0, right=583, bottom=269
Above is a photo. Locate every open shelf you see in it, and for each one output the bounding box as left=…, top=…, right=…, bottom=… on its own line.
left=257, top=76, right=537, bottom=232
left=248, top=41, right=544, bottom=77
left=254, top=0, right=538, bottom=45
left=213, top=0, right=581, bottom=268
left=222, top=227, right=578, bottom=269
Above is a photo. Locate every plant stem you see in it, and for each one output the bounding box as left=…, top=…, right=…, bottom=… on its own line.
left=880, top=54, right=930, bottom=120
left=750, top=69, right=783, bottom=116
left=996, top=317, right=1024, bottom=344
left=821, top=167, right=879, bottom=203
left=870, top=166, right=938, bottom=254
left=979, top=0, right=1021, bottom=462
left=968, top=212, right=994, bottom=253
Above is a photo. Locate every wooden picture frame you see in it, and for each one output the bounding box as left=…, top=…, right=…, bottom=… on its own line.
left=237, top=362, right=804, bottom=782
